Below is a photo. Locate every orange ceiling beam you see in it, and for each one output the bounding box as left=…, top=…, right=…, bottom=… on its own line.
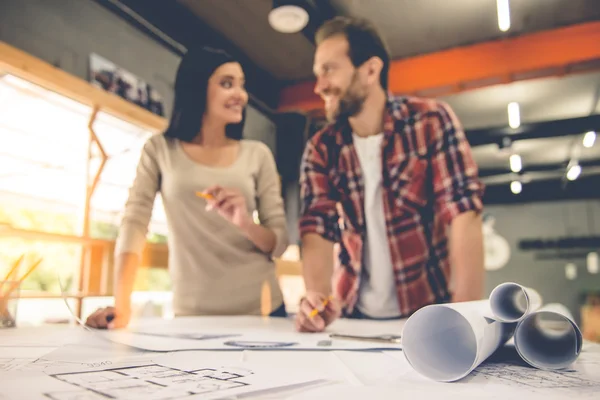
left=278, top=21, right=600, bottom=113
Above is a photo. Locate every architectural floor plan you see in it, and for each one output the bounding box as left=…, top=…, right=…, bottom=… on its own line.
left=44, top=364, right=256, bottom=400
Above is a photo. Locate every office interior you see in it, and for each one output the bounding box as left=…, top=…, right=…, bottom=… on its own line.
left=0, top=0, right=599, bottom=342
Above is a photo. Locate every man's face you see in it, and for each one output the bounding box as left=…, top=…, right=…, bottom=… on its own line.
left=313, top=36, right=368, bottom=122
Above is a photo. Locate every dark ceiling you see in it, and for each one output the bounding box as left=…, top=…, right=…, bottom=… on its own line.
left=98, top=0, right=600, bottom=203
left=176, top=0, right=600, bottom=83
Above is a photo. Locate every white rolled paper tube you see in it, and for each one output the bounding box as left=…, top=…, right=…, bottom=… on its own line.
left=514, top=303, right=582, bottom=370
left=489, top=282, right=543, bottom=322
left=402, top=300, right=517, bottom=382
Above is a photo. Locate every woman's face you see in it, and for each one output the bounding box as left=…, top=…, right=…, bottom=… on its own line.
left=205, top=62, right=248, bottom=124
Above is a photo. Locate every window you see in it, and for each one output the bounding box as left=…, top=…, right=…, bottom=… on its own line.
left=90, top=109, right=167, bottom=239
left=0, top=74, right=168, bottom=311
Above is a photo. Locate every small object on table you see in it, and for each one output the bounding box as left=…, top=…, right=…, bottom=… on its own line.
left=2, top=254, right=24, bottom=282
left=195, top=191, right=214, bottom=200
left=0, top=255, right=43, bottom=329
left=309, top=296, right=333, bottom=318
left=329, top=333, right=402, bottom=344
left=0, top=306, right=15, bottom=328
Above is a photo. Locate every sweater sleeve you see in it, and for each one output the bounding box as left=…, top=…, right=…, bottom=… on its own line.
left=114, top=136, right=161, bottom=257
left=255, top=143, right=289, bottom=258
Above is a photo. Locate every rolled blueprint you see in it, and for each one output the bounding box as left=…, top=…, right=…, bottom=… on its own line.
left=514, top=303, right=582, bottom=370
left=402, top=300, right=516, bottom=382
left=489, top=282, right=543, bottom=322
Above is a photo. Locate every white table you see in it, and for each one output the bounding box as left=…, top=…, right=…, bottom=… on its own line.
left=1, top=316, right=599, bottom=399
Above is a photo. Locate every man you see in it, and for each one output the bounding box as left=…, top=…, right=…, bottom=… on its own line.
left=295, top=16, right=485, bottom=332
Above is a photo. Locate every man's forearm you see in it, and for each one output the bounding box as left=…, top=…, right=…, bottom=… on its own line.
left=449, top=211, right=484, bottom=302
left=113, top=253, right=140, bottom=310
left=301, top=233, right=335, bottom=294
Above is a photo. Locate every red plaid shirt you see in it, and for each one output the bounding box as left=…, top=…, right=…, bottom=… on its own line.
left=299, top=95, right=484, bottom=317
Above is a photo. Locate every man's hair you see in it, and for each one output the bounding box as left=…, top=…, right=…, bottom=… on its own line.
left=315, top=16, right=391, bottom=90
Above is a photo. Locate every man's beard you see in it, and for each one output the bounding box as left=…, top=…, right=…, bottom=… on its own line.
left=326, top=73, right=367, bottom=123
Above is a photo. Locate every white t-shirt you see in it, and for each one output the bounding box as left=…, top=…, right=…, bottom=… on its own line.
left=352, top=133, right=401, bottom=318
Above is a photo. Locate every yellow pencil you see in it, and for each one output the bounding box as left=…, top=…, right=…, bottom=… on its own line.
left=0, top=257, right=43, bottom=315
left=2, top=257, right=42, bottom=298
left=309, top=295, right=333, bottom=318
left=2, top=254, right=24, bottom=283
left=195, top=191, right=214, bottom=200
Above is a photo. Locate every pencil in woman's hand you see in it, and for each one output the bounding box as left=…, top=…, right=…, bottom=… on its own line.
left=195, top=191, right=214, bottom=200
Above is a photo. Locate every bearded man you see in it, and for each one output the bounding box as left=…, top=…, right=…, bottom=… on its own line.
left=295, top=16, right=486, bottom=332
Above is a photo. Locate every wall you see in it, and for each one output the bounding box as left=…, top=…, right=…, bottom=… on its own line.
left=0, top=0, right=277, bottom=149
left=0, top=0, right=179, bottom=117
left=244, top=106, right=276, bottom=154
left=484, top=200, right=600, bottom=323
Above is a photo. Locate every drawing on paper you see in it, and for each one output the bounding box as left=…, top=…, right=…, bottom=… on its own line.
left=0, top=358, right=37, bottom=372
left=0, top=358, right=85, bottom=373
left=43, top=364, right=255, bottom=399
left=223, top=340, right=297, bottom=349
left=472, top=363, right=600, bottom=392
left=135, top=332, right=241, bottom=341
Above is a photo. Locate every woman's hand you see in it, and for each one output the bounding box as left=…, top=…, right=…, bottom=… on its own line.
left=85, top=306, right=130, bottom=329
left=203, top=185, right=252, bottom=230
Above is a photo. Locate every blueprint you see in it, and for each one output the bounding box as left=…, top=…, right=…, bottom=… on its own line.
left=100, top=328, right=404, bottom=352
left=469, top=362, right=600, bottom=397
left=0, top=357, right=325, bottom=400
left=45, top=364, right=262, bottom=399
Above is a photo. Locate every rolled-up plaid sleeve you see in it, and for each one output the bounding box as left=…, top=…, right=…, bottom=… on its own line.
left=430, top=101, right=485, bottom=225
left=298, top=138, right=340, bottom=243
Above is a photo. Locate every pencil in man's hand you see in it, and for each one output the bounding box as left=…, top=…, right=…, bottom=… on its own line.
left=309, top=295, right=333, bottom=318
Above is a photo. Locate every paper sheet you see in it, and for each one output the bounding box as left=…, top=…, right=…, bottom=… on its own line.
left=0, top=343, right=153, bottom=376
left=383, top=347, right=600, bottom=399
left=41, top=330, right=153, bottom=363
left=401, top=300, right=516, bottom=382
left=513, top=303, right=583, bottom=370
left=0, top=346, right=57, bottom=372
left=55, top=283, right=405, bottom=353
left=0, top=325, right=81, bottom=347
left=98, top=327, right=404, bottom=352
left=489, top=282, right=543, bottom=322
left=0, top=356, right=327, bottom=400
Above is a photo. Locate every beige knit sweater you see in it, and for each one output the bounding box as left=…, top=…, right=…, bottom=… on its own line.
left=115, top=134, right=288, bottom=316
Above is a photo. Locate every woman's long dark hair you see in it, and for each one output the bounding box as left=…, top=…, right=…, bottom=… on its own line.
left=164, top=46, right=246, bottom=142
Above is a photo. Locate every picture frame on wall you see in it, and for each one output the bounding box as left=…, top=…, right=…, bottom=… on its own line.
left=89, top=53, right=164, bottom=117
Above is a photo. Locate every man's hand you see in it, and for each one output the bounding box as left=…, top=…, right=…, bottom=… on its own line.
left=295, top=291, right=341, bottom=332
left=85, top=306, right=131, bottom=329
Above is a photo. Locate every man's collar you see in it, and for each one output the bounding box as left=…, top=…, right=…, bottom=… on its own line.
left=382, top=92, right=408, bottom=136
left=330, top=92, right=408, bottom=144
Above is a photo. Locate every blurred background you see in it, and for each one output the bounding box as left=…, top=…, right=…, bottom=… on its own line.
left=0, top=0, right=598, bottom=340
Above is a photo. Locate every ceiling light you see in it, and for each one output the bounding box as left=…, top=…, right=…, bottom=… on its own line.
left=583, top=131, right=596, bottom=148
left=566, top=164, right=581, bottom=181
left=565, top=263, right=577, bottom=280
left=268, top=2, right=309, bottom=33
left=497, top=0, right=511, bottom=32
left=509, top=154, right=522, bottom=173
left=510, top=180, right=522, bottom=194
left=587, top=252, right=599, bottom=274
left=507, top=102, right=520, bottom=129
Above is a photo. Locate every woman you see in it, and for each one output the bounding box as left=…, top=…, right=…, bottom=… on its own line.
left=86, top=47, right=289, bottom=329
